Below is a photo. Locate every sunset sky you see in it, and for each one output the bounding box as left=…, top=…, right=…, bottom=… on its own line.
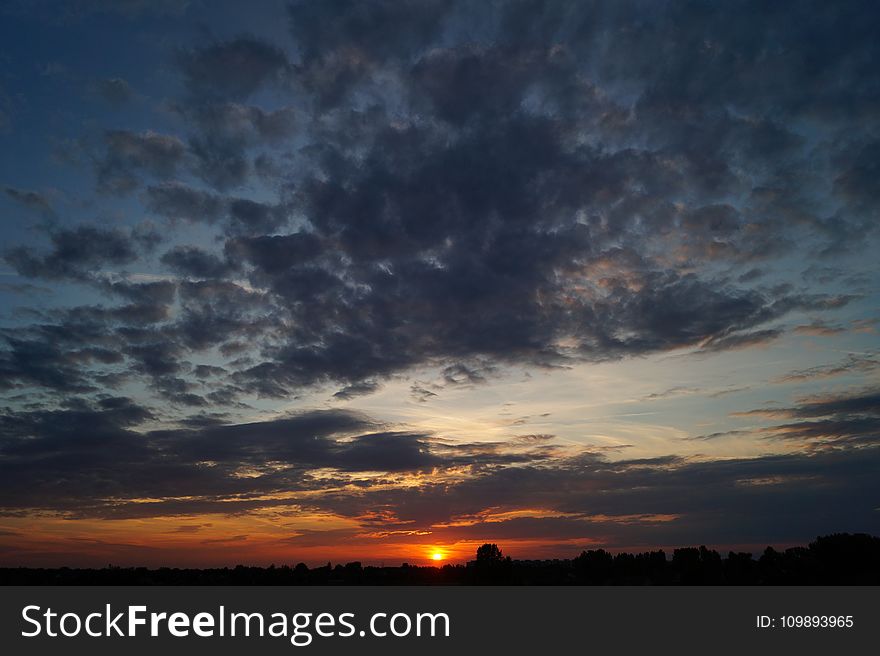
left=0, top=0, right=878, bottom=567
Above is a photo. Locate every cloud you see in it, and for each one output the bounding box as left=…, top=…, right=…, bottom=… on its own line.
left=96, top=77, right=133, bottom=106
left=697, top=328, right=784, bottom=353
left=0, top=406, right=402, bottom=516
left=834, top=140, right=880, bottom=215
left=176, top=37, right=290, bottom=101
left=0, top=388, right=876, bottom=550
left=773, top=353, right=880, bottom=383
left=145, top=183, right=290, bottom=233
left=103, top=40, right=297, bottom=194
left=227, top=197, right=290, bottom=234
left=0, top=1, right=874, bottom=411
left=176, top=102, right=297, bottom=146
left=330, top=447, right=880, bottom=546
left=0, top=401, right=566, bottom=518
left=3, top=187, right=54, bottom=215
left=734, top=388, right=880, bottom=449
left=144, top=182, right=223, bottom=222
left=287, top=0, right=451, bottom=108
left=793, top=321, right=847, bottom=337
left=410, top=384, right=438, bottom=403
left=682, top=429, right=754, bottom=443
left=333, top=380, right=382, bottom=400
left=175, top=102, right=297, bottom=190
left=785, top=389, right=880, bottom=420
left=0, top=336, right=99, bottom=393
left=0, top=276, right=181, bottom=393
left=95, top=130, right=186, bottom=194
left=441, top=362, right=492, bottom=386
left=4, top=226, right=141, bottom=280
left=160, top=245, right=235, bottom=279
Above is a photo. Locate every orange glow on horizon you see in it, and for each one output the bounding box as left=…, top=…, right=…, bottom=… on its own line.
left=0, top=513, right=611, bottom=568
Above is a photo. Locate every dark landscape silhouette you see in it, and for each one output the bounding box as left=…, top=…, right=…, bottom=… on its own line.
left=2, top=533, right=878, bottom=585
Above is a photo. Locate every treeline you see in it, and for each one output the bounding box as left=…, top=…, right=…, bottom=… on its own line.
left=1, top=533, right=877, bottom=585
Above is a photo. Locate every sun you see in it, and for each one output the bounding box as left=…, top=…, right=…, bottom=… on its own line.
left=430, top=551, right=445, bottom=561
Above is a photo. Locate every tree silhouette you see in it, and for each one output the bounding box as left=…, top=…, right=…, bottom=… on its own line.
left=472, top=543, right=513, bottom=583
left=476, top=543, right=504, bottom=563
left=1, top=533, right=877, bottom=585
left=573, top=549, right=614, bottom=583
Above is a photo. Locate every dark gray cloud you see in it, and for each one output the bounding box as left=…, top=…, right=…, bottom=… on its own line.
left=0, top=396, right=876, bottom=548
left=773, top=353, right=880, bottom=383
left=144, top=182, right=223, bottom=223
left=103, top=278, right=176, bottom=305
left=0, top=405, right=424, bottom=515
left=176, top=102, right=297, bottom=146
left=1, top=1, right=874, bottom=410
left=410, top=384, right=437, bottom=403
left=802, top=395, right=880, bottom=428
left=95, top=130, right=186, bottom=194
left=0, top=337, right=98, bottom=393
left=441, top=362, right=493, bottom=386
left=172, top=280, right=275, bottom=354
left=735, top=388, right=880, bottom=449
left=187, top=136, right=250, bottom=191
left=145, top=183, right=290, bottom=233
left=177, top=102, right=298, bottom=190
left=3, top=226, right=141, bottom=280
left=176, top=6, right=868, bottom=391
left=224, top=220, right=853, bottom=393
left=747, top=389, right=880, bottom=420
left=288, top=0, right=451, bottom=108
left=117, top=103, right=288, bottom=192
left=333, top=380, right=382, bottom=400
left=160, top=245, right=235, bottom=279
left=318, top=447, right=880, bottom=547
left=227, top=197, right=290, bottom=234
left=0, top=276, right=180, bottom=394
left=0, top=398, right=550, bottom=516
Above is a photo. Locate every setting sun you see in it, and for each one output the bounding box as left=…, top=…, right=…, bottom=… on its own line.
left=430, top=551, right=445, bottom=561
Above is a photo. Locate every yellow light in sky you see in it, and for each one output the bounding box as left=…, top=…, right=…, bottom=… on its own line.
left=431, top=551, right=444, bottom=561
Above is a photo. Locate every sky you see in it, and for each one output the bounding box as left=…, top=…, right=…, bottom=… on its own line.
left=0, top=0, right=878, bottom=567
